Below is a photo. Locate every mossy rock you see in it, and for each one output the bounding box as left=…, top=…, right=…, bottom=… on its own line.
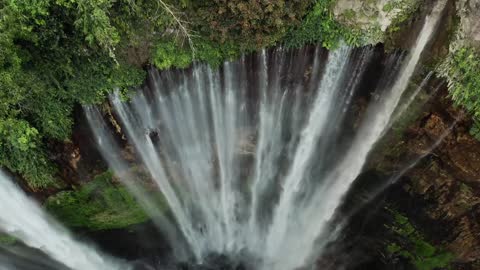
left=384, top=207, right=454, bottom=270
left=45, top=171, right=167, bottom=231
left=0, top=234, right=17, bottom=246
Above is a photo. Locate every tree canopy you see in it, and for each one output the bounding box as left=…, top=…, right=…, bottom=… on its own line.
left=0, top=0, right=366, bottom=189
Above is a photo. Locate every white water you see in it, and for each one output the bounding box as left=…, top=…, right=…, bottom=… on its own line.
left=0, top=170, right=125, bottom=270
left=84, top=2, right=444, bottom=269
left=263, top=4, right=444, bottom=269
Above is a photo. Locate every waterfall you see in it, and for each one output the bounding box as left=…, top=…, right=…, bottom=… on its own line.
left=262, top=3, right=444, bottom=269
left=85, top=2, right=444, bottom=269
left=0, top=171, right=126, bottom=270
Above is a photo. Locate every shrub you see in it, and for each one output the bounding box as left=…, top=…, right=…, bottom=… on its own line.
left=439, top=46, right=480, bottom=140
left=283, top=0, right=362, bottom=49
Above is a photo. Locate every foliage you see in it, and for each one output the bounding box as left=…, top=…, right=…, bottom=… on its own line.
left=470, top=120, right=480, bottom=141
left=152, top=40, right=193, bottom=70
left=440, top=45, right=480, bottom=141
left=188, top=0, right=312, bottom=50
left=440, top=47, right=480, bottom=119
left=151, top=37, right=242, bottom=70
left=194, top=38, right=241, bottom=67
left=385, top=0, right=421, bottom=34
left=0, top=0, right=372, bottom=188
left=385, top=208, right=454, bottom=270
left=150, top=0, right=313, bottom=70
left=282, top=0, right=362, bottom=49
left=64, top=57, right=145, bottom=104
left=0, top=119, right=57, bottom=189
left=45, top=171, right=165, bottom=230
left=0, top=0, right=146, bottom=188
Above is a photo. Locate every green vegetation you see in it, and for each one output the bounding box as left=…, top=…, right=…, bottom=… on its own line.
left=0, top=0, right=146, bottom=189
left=186, top=0, right=311, bottom=51
left=470, top=121, right=480, bottom=141
left=283, top=0, right=362, bottom=49
left=440, top=46, right=480, bottom=138
left=152, top=38, right=240, bottom=69
left=384, top=0, right=421, bottom=34
left=1, top=0, right=368, bottom=189
left=45, top=171, right=165, bottom=230
left=0, top=234, right=17, bottom=246
left=385, top=208, right=454, bottom=270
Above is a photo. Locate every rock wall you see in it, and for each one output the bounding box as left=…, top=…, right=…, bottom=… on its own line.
left=360, top=86, right=480, bottom=268
left=455, top=0, right=480, bottom=45
left=333, top=0, right=422, bottom=44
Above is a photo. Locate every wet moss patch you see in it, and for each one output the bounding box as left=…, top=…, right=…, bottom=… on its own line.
left=45, top=171, right=166, bottom=231
left=385, top=208, right=454, bottom=270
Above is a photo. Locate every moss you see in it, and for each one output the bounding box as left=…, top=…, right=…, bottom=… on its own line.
left=0, top=234, right=17, bottom=246
left=45, top=171, right=166, bottom=231
left=385, top=208, right=454, bottom=270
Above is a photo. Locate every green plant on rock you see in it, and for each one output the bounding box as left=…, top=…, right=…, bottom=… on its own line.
left=385, top=208, right=454, bottom=270
left=152, top=40, right=193, bottom=70
left=283, top=0, right=362, bottom=49
left=440, top=46, right=480, bottom=119
left=0, top=119, right=57, bottom=189
left=385, top=0, right=421, bottom=34
left=469, top=120, right=480, bottom=141
left=0, top=234, right=17, bottom=246
left=188, top=0, right=312, bottom=50
left=151, top=36, right=242, bottom=70
left=45, top=171, right=166, bottom=230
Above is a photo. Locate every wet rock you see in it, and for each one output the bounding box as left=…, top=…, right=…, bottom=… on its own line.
left=408, top=110, right=480, bottom=184
left=355, top=78, right=480, bottom=267
left=447, top=208, right=480, bottom=262
left=333, top=0, right=422, bottom=43
left=456, top=0, right=480, bottom=45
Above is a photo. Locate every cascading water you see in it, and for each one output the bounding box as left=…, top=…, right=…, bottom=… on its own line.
left=0, top=171, right=125, bottom=270
left=0, top=2, right=445, bottom=270
left=84, top=2, right=444, bottom=269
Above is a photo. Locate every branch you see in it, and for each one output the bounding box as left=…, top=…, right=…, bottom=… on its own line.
left=156, top=0, right=196, bottom=58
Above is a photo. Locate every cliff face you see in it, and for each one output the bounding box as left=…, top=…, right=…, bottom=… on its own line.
left=370, top=88, right=480, bottom=267
left=456, top=0, right=480, bottom=45
left=300, top=1, right=480, bottom=268
left=405, top=116, right=480, bottom=263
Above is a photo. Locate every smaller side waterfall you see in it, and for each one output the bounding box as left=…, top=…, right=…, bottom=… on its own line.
left=0, top=171, right=126, bottom=270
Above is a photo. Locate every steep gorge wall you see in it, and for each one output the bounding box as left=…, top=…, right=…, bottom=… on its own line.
left=329, top=1, right=480, bottom=268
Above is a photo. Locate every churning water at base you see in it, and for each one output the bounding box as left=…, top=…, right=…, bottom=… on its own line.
left=0, top=2, right=444, bottom=270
